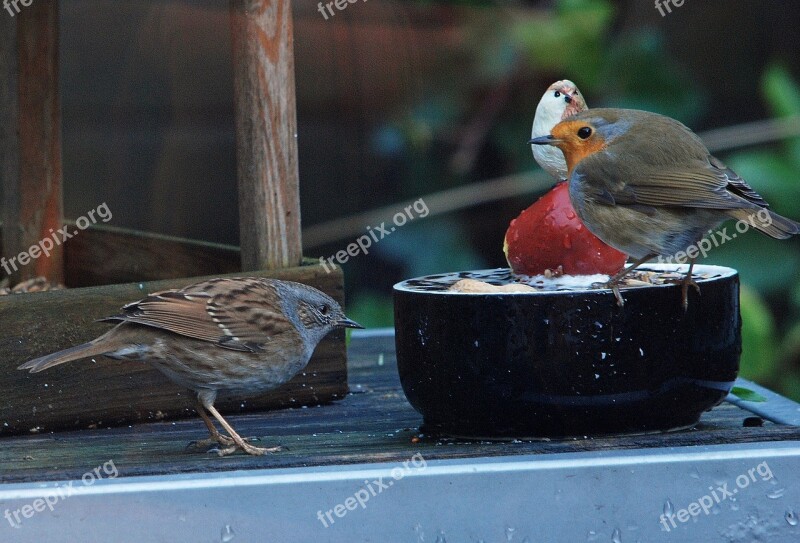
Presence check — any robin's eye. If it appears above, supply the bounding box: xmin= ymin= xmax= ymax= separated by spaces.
xmin=320 ymin=304 xmax=330 ymax=315
xmin=554 ymin=91 xmax=561 ymax=98
xmin=578 ymin=127 xmax=592 ymax=139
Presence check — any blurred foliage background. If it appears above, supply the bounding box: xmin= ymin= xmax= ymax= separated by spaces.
xmin=10 ymin=0 xmax=800 ymax=399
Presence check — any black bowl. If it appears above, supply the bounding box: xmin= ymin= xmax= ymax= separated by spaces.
xmin=393 ymin=265 xmax=741 ymax=437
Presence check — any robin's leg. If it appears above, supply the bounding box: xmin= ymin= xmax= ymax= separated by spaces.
xmin=602 ymin=254 xmax=657 ymax=307
xmin=664 ymin=258 xmax=700 ymax=311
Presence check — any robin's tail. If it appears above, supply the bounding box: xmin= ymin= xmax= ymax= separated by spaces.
xmin=727 ymin=208 xmax=800 ymax=240
xmin=18 ymin=331 xmax=125 ymax=373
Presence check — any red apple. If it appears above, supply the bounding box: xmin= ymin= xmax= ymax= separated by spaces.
xmin=504 ymin=182 xmax=627 ymax=276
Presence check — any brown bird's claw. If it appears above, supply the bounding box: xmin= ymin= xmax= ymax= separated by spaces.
xmin=212 ymin=442 xmax=283 ymax=457
xmin=187 ymin=434 xmax=236 ymax=450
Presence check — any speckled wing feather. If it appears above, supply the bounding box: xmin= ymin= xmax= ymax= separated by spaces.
xmin=99 ymin=278 xmax=294 ymax=352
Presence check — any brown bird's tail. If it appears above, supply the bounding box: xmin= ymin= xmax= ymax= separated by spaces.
xmin=17 ymin=331 xmax=123 ymax=373
xmin=727 ymin=208 xmax=800 ymax=240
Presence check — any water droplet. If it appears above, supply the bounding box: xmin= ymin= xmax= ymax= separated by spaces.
xmin=563 ymin=234 xmax=572 ymax=249
xmin=414 ymin=523 xmax=425 ymax=542
xmin=767 ymin=487 xmax=786 ymax=499
xmin=690 ymin=468 xmax=700 ymax=479
xmin=663 ymin=499 xmax=674 ymax=516
xmin=221 ymin=525 xmax=235 ymax=542
xmin=434 ymin=530 xmax=447 ymax=543
xmin=786 ymin=509 xmax=799 ymax=526
xmin=611 ymin=528 xmax=622 ymax=543
xmin=505 ymin=527 xmax=516 ymax=541
xmin=586 ymin=531 xmax=599 ymax=542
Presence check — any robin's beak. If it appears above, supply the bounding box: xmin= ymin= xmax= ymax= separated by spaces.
xmin=336 ymin=317 xmax=364 ymax=329
xmin=528 ymin=135 xmax=561 ymax=146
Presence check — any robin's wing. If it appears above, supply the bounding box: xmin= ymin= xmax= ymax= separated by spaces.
xmin=99 ymin=278 xmax=294 ymax=352
xmin=575 ymin=152 xmax=768 ymax=211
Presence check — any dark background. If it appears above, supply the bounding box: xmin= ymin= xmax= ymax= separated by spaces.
xmin=36 ymin=0 xmax=800 ymax=397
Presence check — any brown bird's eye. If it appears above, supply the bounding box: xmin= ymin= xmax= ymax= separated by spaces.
xmin=578 ymin=127 xmax=592 ymax=139
xmin=554 ymin=91 xmax=561 ymax=98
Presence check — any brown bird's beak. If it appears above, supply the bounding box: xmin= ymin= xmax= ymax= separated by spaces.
xmin=563 ymin=94 xmax=573 ymax=104
xmin=336 ymin=317 xmax=364 ymax=329
xmin=528 ymin=135 xmax=561 ymax=146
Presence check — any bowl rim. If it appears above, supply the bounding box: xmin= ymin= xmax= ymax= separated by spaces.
xmin=393 ymin=263 xmax=738 ymax=295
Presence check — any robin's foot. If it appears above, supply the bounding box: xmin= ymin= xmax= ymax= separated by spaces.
xmin=664 ymin=268 xmax=700 ymax=311
xmin=594 ymin=280 xmax=626 ymax=307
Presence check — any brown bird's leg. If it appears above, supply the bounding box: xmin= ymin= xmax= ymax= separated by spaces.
xmin=186 ymin=402 xmax=236 ymax=450
xmin=198 ymin=393 xmax=282 ymax=457
xmin=604 ymin=254 xmax=657 ymax=307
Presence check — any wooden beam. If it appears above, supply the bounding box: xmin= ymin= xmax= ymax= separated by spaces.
xmin=230 ymin=0 xmax=303 ymax=271
xmin=0 ymin=3 xmax=64 ymax=285
xmin=0 ymin=8 xmax=20 ymax=280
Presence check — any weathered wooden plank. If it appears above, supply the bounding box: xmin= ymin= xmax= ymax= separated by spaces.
xmin=230 ymin=0 xmax=303 ymax=271
xmin=62 ymin=223 xmax=241 ymax=287
xmin=0 ymin=12 xmax=20 ymax=283
xmin=0 ymin=261 xmax=347 ymax=436
xmin=1 ymin=334 xmax=797 ymax=484
xmin=1 ymin=3 xmax=64 ymax=285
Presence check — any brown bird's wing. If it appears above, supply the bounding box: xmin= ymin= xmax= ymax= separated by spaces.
xmin=100 ymin=278 xmax=293 ymax=352
xmin=575 ymin=152 xmax=768 ymax=211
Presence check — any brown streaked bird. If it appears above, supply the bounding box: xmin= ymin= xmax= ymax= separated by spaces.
xmin=530 ymin=108 xmax=800 ymax=307
xmin=18 ymin=277 xmax=362 ymax=456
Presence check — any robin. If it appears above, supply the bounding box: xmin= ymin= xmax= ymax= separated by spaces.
xmin=531 ymin=80 xmax=588 ymax=180
xmin=529 ymin=108 xmax=800 ymax=308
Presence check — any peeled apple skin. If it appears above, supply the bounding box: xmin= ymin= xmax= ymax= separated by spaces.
xmin=504 ymin=182 xmax=628 ymax=276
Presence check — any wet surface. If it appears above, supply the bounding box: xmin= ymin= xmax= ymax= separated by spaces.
xmin=396 ymin=265 xmax=731 ymax=294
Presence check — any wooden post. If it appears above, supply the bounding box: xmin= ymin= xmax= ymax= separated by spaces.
xmin=0 ymin=3 xmax=64 ymax=285
xmin=230 ymin=0 xmax=303 ymax=271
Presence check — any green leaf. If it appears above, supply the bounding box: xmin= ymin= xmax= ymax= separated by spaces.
xmin=761 ymin=63 xmax=800 ymax=164
xmin=737 ymin=286 xmax=779 ymax=382
xmin=729 ymin=386 xmax=767 ymax=403
xmin=762 ymin=63 xmax=800 ymax=118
